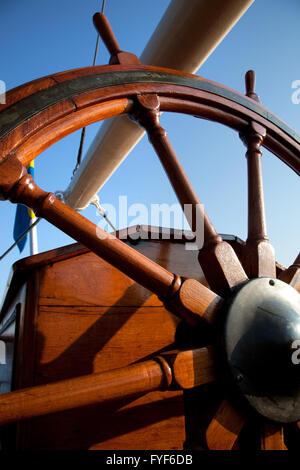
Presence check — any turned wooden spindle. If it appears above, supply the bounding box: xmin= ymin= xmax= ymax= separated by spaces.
xmin=0 ymin=156 xmax=223 ymax=326
xmin=0 ymin=348 xmax=215 ymax=426
xmin=242 ymin=121 xmax=268 ymax=242
xmin=239 ymin=70 xmax=276 ymax=278
xmin=131 ymin=94 xmax=220 ymax=243
xmin=240 ymin=119 xmax=276 ymax=278
xmin=131 ymin=94 xmax=248 ymax=296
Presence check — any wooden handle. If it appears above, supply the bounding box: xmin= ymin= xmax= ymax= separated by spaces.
xmin=245 ymin=70 xmax=256 ymax=96
xmin=0 ymin=348 xmax=215 ymax=425
xmin=245 ymin=70 xmax=260 ymax=103
xmin=93 ymin=12 xmax=121 ymax=56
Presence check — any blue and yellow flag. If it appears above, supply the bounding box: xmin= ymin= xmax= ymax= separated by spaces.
xmin=13 ymin=161 xmax=36 ymax=253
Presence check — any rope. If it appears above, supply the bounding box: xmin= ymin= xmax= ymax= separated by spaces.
xmin=0 ymin=218 xmax=41 ymax=262
xmin=90 ymin=194 xmax=116 ymax=232
xmin=72 ymin=0 xmax=106 ymax=176
xmin=1 ymin=190 xmax=63 ymax=262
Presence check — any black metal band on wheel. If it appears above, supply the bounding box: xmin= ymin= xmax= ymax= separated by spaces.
xmin=1 ymin=66 xmax=299 ymax=174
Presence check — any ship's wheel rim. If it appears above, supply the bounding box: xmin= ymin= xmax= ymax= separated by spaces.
xmin=0 ymin=65 xmax=299 ymax=175
xmin=0 ymin=64 xmax=299 ymax=451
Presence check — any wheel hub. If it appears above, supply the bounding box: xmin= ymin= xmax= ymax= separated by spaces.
xmin=225 ymin=277 xmax=300 ymax=423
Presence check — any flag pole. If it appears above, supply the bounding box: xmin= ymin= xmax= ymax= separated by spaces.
xmin=29 ymin=218 xmax=38 ymax=255
xmin=28 ymin=160 xmax=38 ymax=256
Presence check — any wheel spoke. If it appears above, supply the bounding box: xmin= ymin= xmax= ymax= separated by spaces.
xmin=205 ymin=398 xmax=245 ymax=450
xmin=279 ymin=253 xmax=300 ymax=293
xmin=0 ymin=358 xmax=170 ymax=426
xmin=132 ymin=94 xmax=248 ymax=295
xmin=260 ymin=421 xmax=287 ymax=450
xmin=0 ymin=348 xmax=215 ymax=426
xmin=240 ymin=71 xmax=276 ymax=278
xmin=163 ymin=346 xmax=216 ymax=389
xmin=0 ymin=157 xmax=223 ymax=326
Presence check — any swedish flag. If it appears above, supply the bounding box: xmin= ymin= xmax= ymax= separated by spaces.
xmin=13 ymin=161 xmax=36 ymax=253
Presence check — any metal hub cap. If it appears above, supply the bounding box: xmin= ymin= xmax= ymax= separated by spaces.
xmin=225 ymin=278 xmax=300 ymax=423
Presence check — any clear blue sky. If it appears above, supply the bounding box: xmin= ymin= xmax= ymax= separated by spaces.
xmin=0 ymin=0 xmax=299 ymax=303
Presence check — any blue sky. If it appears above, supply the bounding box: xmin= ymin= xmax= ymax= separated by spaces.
xmin=0 ymin=0 xmax=299 ymax=303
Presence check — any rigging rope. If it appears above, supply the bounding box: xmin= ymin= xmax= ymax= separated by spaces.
xmin=0 ymin=189 xmax=65 ymax=262
xmin=72 ymin=0 xmax=106 ymax=176
xmin=0 ymin=218 xmax=41 ymax=262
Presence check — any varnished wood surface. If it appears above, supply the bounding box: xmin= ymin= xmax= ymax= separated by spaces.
xmin=166 ymin=347 xmax=216 ymax=389
xmin=205 ymin=398 xmax=245 ymax=450
xmin=240 ymin=119 xmax=276 ymax=278
xmin=0 ymin=360 xmax=169 ymax=425
xmin=0 ymin=58 xmax=298 ymax=449
xmin=1 ymin=229 xmax=246 ymax=323
xmin=0 ymin=65 xmax=299 ymax=174
xmin=260 ymin=422 xmax=287 ymax=450
xmin=130 ymin=93 xmax=248 ymax=295
xmin=0 ymin=346 xmax=216 ymax=427
xmin=93 ymin=12 xmax=140 ymax=66
xmin=5 ymin=170 xmax=224 ymax=328
xmin=3 ymin=235 xmax=211 ymax=449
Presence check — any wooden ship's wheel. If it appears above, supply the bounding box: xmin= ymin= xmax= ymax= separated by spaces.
xmin=0 ymin=13 xmax=299 ymax=450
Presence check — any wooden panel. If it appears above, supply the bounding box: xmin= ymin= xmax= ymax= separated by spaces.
xmin=35 ymin=306 xmax=180 ymax=381
xmin=29 ymin=392 xmax=184 ymax=450
xmin=39 ymin=240 xmax=206 ymax=307
xmin=16 ymin=238 xmax=199 ymax=449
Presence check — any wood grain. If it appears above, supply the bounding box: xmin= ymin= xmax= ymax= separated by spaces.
xmin=170 ymin=347 xmax=216 ymax=389
xmin=205 ymin=398 xmax=245 ymax=450
xmin=0 ymin=359 xmax=173 ymax=426
xmin=260 ymin=422 xmax=287 ymax=450
xmin=13 ymin=99 xmax=132 ymax=167
xmin=240 ymin=121 xmax=276 ymax=278
xmin=0 ymin=65 xmax=298 ymax=174
xmin=6 ymin=235 xmax=194 ymax=449
xmin=0 ymin=100 xmax=75 ymax=161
